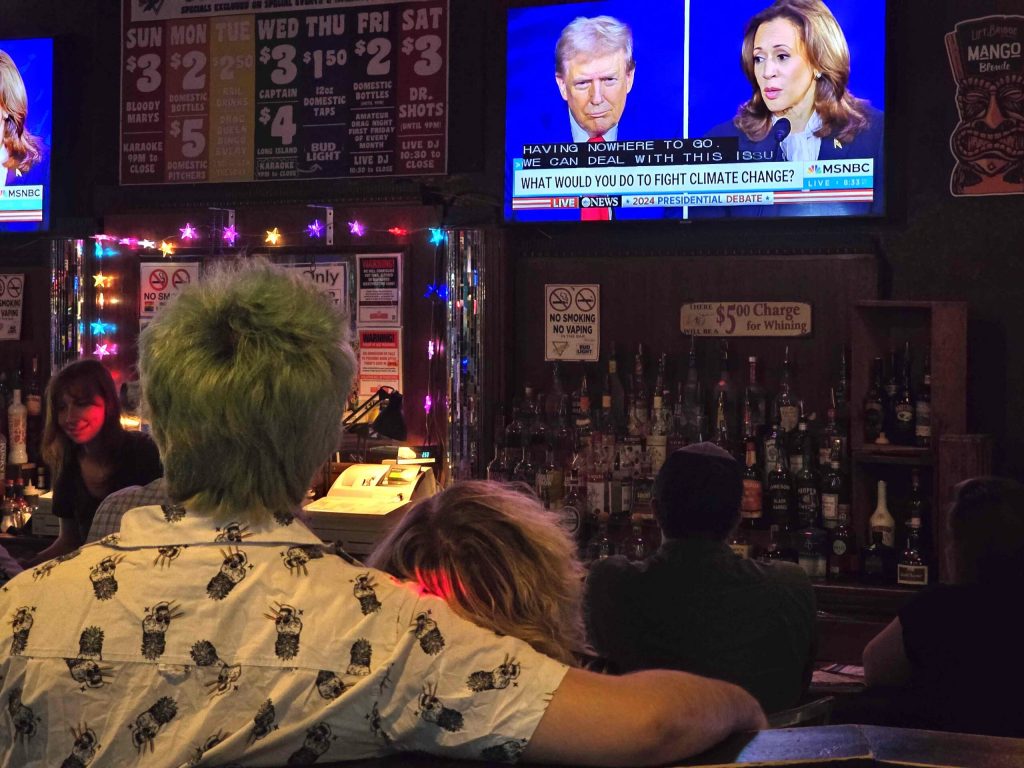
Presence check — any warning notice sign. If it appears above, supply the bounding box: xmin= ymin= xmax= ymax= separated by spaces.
xmin=357 ymin=327 xmax=403 ymax=399
xmin=357 ymin=253 xmax=401 ymax=327
xmin=0 ymin=273 xmax=25 ymax=341
xmin=139 ymin=262 xmax=200 ymax=317
xmin=545 ymin=284 xmax=600 ymax=362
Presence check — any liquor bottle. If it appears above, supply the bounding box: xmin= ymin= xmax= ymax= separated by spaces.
xmin=914 ymin=348 xmax=932 ymax=448
xmin=776 ymin=345 xmax=800 ymax=433
xmin=528 ymin=392 xmax=549 ymax=467
xmin=835 ymin=346 xmax=850 ymax=430
xmin=596 ymin=392 xmax=618 ymax=447
xmin=759 ymin=523 xmax=799 ymax=564
xmin=712 ymin=340 xmax=735 ymax=441
xmin=647 ymin=394 xmax=669 ymax=474
xmin=788 ymin=403 xmax=810 ymax=475
xmin=11 ymin=477 xmax=28 ymax=530
xmin=892 ymin=342 xmax=915 ymax=446
xmin=869 ymin=479 xmax=896 ymax=548
xmin=486 ymin=442 xmax=511 ymax=482
xmin=861 ymin=530 xmax=897 ymax=585
xmin=512 ymin=446 xmax=537 ymax=491
xmin=585 ymin=512 xmax=614 ymax=562
xmin=828 ymin=504 xmax=858 ymax=581
xmin=504 ymin=396 xmax=525 ymax=456
xmin=740 ymin=437 xmax=767 ymax=531
xmin=762 ymin=405 xmax=784 ymax=484
xmin=766 ymin=457 xmax=795 ymax=532
xmin=0 ymin=427 xmax=6 ymax=483
xmin=545 ymin=362 xmax=565 ymax=424
xmin=7 ymin=389 xmax=28 ymax=466
xmin=584 ymin=446 xmax=608 ymax=519
xmin=666 ymin=391 xmax=688 ymax=455
xmin=863 ymin=357 xmax=885 ymax=444
xmin=536 ymin=446 xmax=561 ymax=502
xmin=24 ymin=357 xmax=42 ymax=418
xmin=606 ymin=342 xmax=627 ymax=433
xmin=552 ymin=395 xmax=576 ymax=472
xmin=819 ymin=391 xmax=841 ymax=470
xmin=623 ymin=522 xmax=649 ymax=562
xmin=559 ymin=469 xmax=585 ymax=543
xmin=907 ymin=469 xmax=929 ymax=529
xmin=681 ymin=336 xmax=702 ymax=442
xmin=575 ymin=375 xmax=593 ymax=450
xmin=729 ymin=524 xmax=753 ymax=559
xmin=711 ymin=391 xmax=733 ymax=458
xmin=897 ymin=514 xmax=929 ymax=588
xmin=819 ymin=452 xmax=845 ymax=531
xmin=743 ymin=355 xmax=768 ymax=438
xmin=654 ymin=352 xmax=670 ymax=403
xmin=794 ymin=438 xmax=820 ymax=531
xmin=629 ymin=343 xmax=649 ymax=436
xmin=796 ymin=524 xmax=828 ymax=583
xmin=882 ymin=347 xmax=899 ymax=439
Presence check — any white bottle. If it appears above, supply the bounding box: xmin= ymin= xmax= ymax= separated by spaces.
xmin=8 ymin=389 xmax=28 ymax=466
xmin=869 ymin=479 xmax=895 ymax=548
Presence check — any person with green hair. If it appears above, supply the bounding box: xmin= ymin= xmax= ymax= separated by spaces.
xmin=0 ymin=258 xmax=764 ymax=766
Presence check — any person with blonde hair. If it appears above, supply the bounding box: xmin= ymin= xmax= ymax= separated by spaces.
xmin=0 ymin=258 xmax=765 ymax=766
xmin=369 ymin=480 xmax=587 ymax=665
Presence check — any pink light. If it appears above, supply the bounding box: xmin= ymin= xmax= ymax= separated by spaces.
xmin=222 ymin=225 xmax=239 ymax=246
xmin=119 ymin=237 xmax=136 ymax=246
xmin=180 ymin=222 xmax=198 ymax=241
xmin=424 ymin=395 xmax=433 ymax=414
xmin=92 ymin=234 xmax=112 ymax=242
xmin=427 ymin=340 xmax=435 ymax=360
xmin=94 ymin=343 xmax=118 ymax=359
xmin=348 ymin=220 xmax=365 ymax=236
xmin=307 ymin=219 xmax=325 ymax=238
xmin=388 ymin=227 xmax=408 ymax=236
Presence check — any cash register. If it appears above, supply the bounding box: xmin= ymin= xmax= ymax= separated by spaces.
xmin=303 ymin=461 xmax=437 ymax=556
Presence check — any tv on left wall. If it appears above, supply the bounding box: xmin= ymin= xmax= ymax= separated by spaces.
xmin=0 ymin=37 xmax=52 ymax=233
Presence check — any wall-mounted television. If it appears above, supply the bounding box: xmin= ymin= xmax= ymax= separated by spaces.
xmin=505 ymin=0 xmax=885 ymax=223
xmin=0 ymin=37 xmax=52 ymax=233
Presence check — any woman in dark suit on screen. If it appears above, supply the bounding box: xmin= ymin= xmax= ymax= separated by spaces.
xmin=0 ymin=48 xmax=45 ymax=188
xmin=704 ymin=0 xmax=884 ymax=217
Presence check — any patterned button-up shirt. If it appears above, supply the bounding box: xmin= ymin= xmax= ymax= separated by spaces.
xmin=1 ymin=505 xmax=568 ymax=766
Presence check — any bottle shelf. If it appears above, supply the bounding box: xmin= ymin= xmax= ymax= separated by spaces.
xmin=853 ymin=447 xmax=934 ymax=466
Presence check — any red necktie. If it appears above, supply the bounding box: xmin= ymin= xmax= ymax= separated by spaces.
xmin=581 ymin=135 xmax=611 ymax=221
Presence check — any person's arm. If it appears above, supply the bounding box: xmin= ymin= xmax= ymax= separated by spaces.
xmin=862 ymin=617 xmax=912 ymax=688
xmin=20 ymin=517 xmax=83 ymax=567
xmin=522 ymin=666 xmax=767 ymax=767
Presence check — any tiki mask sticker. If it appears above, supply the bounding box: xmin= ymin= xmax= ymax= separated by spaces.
xmin=946 ymin=16 xmax=1024 ymax=195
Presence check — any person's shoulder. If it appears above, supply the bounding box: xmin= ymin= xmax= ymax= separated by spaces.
xmin=705 ymin=118 xmax=743 ymax=138
xmin=743 ymin=557 xmax=814 ymax=593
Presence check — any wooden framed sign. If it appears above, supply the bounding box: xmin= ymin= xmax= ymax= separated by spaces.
xmin=681 ymin=301 xmax=812 ymax=337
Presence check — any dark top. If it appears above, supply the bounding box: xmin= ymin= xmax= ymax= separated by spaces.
xmin=585 ymin=538 xmax=816 ymax=713
xmin=52 ymin=430 xmax=163 ymax=540
xmin=895 ymin=582 xmax=1024 ymax=737
xmin=698 ymin=104 xmax=885 ymax=218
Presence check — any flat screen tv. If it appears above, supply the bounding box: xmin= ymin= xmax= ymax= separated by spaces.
xmin=0 ymin=37 xmax=52 ymax=233
xmin=505 ymin=0 xmax=885 ymax=223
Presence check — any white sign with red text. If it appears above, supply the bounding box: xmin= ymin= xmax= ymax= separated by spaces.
xmin=139 ymin=262 xmax=200 ymax=317
xmin=357 ymin=327 xmax=403 ymax=399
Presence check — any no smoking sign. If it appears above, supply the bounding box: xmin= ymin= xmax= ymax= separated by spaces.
xmin=545 ymin=283 xmax=600 ymax=362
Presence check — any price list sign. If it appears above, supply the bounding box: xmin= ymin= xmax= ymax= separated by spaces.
xmin=120 ymin=0 xmax=448 ymax=185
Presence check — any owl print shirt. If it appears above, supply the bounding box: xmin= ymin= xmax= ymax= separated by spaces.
xmin=0 ymin=505 xmax=569 ymax=767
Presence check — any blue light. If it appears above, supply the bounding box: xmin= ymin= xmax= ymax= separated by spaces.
xmin=428 ymin=228 xmax=446 ymax=246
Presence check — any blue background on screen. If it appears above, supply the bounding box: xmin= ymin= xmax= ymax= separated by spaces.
xmin=0 ymin=37 xmax=53 ymax=233
xmin=687 ymin=0 xmax=885 ymax=138
xmin=505 ymin=0 xmax=687 ymax=222
xmin=504 ymin=0 xmax=886 ymax=222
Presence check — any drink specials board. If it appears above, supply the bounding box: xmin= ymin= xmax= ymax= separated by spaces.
xmin=121 ymin=0 xmax=448 ymax=185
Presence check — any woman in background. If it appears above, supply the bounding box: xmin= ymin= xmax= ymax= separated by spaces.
xmin=0 ymin=48 xmax=45 ymax=187
xmin=24 ymin=359 xmax=162 ymax=566
xmin=369 ymin=480 xmax=588 ymax=665
xmin=862 ymin=476 xmax=1024 ymax=737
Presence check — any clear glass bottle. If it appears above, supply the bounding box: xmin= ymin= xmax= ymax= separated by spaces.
xmin=863 ymin=357 xmax=885 ymax=444
xmin=7 ymin=389 xmax=28 ymax=466
xmin=869 ymin=479 xmax=896 ymax=548
xmin=776 ymin=346 xmax=799 ymax=433
xmin=914 ymin=348 xmax=932 ymax=448
xmin=744 ymin=355 xmax=768 ymax=439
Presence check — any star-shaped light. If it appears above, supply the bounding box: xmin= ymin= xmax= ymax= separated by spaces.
xmin=119 ymin=237 xmax=136 ymax=246
xmin=180 ymin=223 xmax=198 ymax=241
xmin=307 ymin=219 xmax=324 ymax=238
xmin=222 ymin=225 xmax=239 ymax=246
xmin=348 ymin=220 xmax=365 ymax=237
xmin=160 ymin=241 xmax=175 ymax=256
xmin=429 ymin=228 xmax=446 ymax=246
xmin=93 ymin=241 xmax=104 ymax=257
xmin=265 ymin=227 xmax=281 ymax=245
xmin=94 ymin=343 xmax=118 ymax=359
xmin=139 ymin=239 xmax=156 ymax=249
xmin=90 ymin=321 xmax=116 ymax=335
xmin=388 ymin=227 xmax=408 ymax=236
xmin=92 ymin=234 xmax=113 ymax=242
xmin=93 ymin=274 xmax=112 ymax=288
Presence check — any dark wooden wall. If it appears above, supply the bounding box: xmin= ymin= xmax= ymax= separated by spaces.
xmin=0 ymin=0 xmax=1022 ymax=475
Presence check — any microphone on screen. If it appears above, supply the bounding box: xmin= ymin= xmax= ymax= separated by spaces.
xmin=773 ymin=118 xmax=792 ymax=161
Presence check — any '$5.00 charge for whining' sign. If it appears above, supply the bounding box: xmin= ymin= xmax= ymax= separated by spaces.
xmin=680 ymin=301 xmax=812 ymax=337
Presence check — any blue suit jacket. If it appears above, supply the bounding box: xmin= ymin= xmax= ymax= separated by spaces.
xmin=697 ymin=105 xmax=885 ymax=218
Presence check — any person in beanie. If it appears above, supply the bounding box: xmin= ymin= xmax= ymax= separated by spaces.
xmin=585 ymin=442 xmax=816 ymax=712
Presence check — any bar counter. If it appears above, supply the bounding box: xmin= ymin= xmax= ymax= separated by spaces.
xmin=299 ymin=724 xmax=1024 ymax=768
